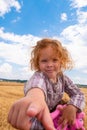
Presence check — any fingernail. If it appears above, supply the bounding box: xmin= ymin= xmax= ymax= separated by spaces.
xmin=28 ymin=106 xmax=36 ymax=112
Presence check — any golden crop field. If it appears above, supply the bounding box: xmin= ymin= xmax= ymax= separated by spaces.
xmin=0 ymin=81 xmax=87 ymax=130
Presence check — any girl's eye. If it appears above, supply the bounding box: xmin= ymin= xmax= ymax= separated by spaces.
xmin=41 ymin=59 xmax=47 ymax=62
xmin=53 ymin=59 xmax=58 ymax=62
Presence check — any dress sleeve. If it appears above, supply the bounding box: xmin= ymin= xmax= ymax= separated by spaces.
xmin=64 ymin=75 xmax=85 ymax=111
xmin=24 ymin=72 xmax=47 ymax=100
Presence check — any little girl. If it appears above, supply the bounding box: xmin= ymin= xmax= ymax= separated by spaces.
xmin=8 ymin=38 xmax=85 ymax=130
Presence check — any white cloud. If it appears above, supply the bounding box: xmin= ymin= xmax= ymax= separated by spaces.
xmin=0 ymin=41 xmax=29 ymax=65
xmin=11 ymin=16 xmax=21 ymax=23
xmin=0 ymin=62 xmax=33 ymax=80
xmin=82 ymin=69 xmax=87 ymax=74
xmin=61 ymin=13 xmax=67 ymax=21
xmin=60 ymin=2 xmax=87 ymax=71
xmin=61 ymin=24 xmax=87 ymax=44
xmin=72 ymin=75 xmax=87 ymax=85
xmin=70 ymin=0 xmax=87 ymax=25
xmin=0 ymin=27 xmax=40 ymax=79
xmin=19 ymin=67 xmax=34 ymax=80
xmin=58 ymin=1 xmax=87 ymax=84
xmin=67 ymin=44 xmax=87 ymax=69
xmin=0 ymin=63 xmax=13 ymax=79
xmin=60 ymin=23 xmax=87 ymax=69
xmin=0 ymin=0 xmax=21 ymax=17
xmin=43 ymin=29 xmax=48 ymax=33
xmin=77 ymin=10 xmax=87 ymax=24
xmin=70 ymin=0 xmax=87 ymax=8
xmin=0 ymin=27 xmax=40 ymax=45
xmin=0 ymin=63 xmax=12 ymax=73
xmin=0 ymin=41 xmax=39 ymax=67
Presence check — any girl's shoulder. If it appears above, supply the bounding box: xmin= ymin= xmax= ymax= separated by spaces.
xmin=60 ymin=74 xmax=75 ymax=86
xmin=29 ymin=71 xmax=46 ymax=82
xmin=60 ymin=73 xmax=72 ymax=81
xmin=58 ymin=73 xmax=73 ymax=85
xmin=33 ymin=71 xmax=45 ymax=78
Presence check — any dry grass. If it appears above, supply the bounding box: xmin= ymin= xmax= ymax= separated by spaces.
xmin=0 ymin=81 xmax=87 ymax=130
xmin=0 ymin=81 xmax=24 ymax=130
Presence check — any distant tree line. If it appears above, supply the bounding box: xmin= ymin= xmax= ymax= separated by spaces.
xmin=0 ymin=78 xmax=27 ymax=83
xmin=76 ymin=84 xmax=87 ymax=88
xmin=0 ymin=79 xmax=87 ymax=87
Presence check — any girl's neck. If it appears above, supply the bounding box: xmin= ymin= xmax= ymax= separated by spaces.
xmin=49 ymin=78 xmax=57 ymax=84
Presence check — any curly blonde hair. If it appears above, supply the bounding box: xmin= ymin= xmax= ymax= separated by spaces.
xmin=30 ymin=38 xmax=74 ymax=72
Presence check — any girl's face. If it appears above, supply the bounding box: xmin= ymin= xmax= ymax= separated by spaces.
xmin=39 ymin=46 xmax=61 ymax=83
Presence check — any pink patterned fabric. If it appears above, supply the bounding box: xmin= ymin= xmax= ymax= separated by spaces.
xmin=51 ymin=104 xmax=85 ymax=130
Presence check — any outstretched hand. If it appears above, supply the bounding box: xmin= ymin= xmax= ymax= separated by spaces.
xmin=8 ymin=88 xmax=55 ymax=130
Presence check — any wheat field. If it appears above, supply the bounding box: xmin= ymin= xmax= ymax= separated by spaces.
xmin=0 ymin=81 xmax=87 ymax=130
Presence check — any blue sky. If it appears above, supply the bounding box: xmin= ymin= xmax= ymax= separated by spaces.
xmin=0 ymin=0 xmax=87 ymax=84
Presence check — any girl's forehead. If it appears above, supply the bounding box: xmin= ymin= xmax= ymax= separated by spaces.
xmin=39 ymin=46 xmax=57 ymax=52
xmin=39 ymin=46 xmax=58 ymax=57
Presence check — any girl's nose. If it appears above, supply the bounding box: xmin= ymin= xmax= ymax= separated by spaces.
xmin=47 ymin=61 xmax=53 ymax=67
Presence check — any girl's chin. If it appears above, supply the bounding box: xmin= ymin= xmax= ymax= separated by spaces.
xmin=46 ymin=74 xmax=56 ymax=80
xmin=43 ymin=72 xmax=57 ymax=78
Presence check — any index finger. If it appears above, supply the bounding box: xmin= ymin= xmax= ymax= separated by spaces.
xmin=41 ymin=106 xmax=56 ymax=130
